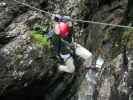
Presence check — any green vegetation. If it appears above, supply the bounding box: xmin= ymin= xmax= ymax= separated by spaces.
xmin=31 ymin=30 xmax=50 ymax=47
xmin=30 ymin=23 xmax=51 ymax=47
xmin=110 ymin=28 xmax=133 ymax=58
xmin=122 ymin=28 xmax=133 ymax=48
xmin=33 ymin=24 xmax=49 ymax=33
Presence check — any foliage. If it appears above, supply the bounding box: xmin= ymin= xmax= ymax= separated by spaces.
xmin=122 ymin=29 xmax=133 ymax=48
xmin=33 ymin=23 xmax=49 ymax=33
xmin=30 ymin=23 xmax=51 ymax=47
xmin=31 ymin=30 xmax=50 ymax=47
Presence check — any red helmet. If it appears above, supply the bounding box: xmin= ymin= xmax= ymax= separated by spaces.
xmin=55 ymin=22 xmax=70 ymax=38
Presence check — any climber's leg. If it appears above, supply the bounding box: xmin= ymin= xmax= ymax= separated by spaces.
xmin=74 ymin=43 xmax=93 ymax=68
xmin=58 ymin=54 xmax=75 ymax=73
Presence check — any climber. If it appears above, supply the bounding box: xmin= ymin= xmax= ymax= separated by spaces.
xmin=48 ymin=14 xmax=93 ymax=73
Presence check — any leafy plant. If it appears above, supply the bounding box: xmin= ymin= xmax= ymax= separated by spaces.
xmin=31 ymin=31 xmax=50 ymax=47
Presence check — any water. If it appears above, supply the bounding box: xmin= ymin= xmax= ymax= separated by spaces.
xmin=77 ymin=69 xmax=97 ymax=100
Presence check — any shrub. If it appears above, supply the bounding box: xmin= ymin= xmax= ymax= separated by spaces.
xmin=31 ymin=31 xmax=50 ymax=47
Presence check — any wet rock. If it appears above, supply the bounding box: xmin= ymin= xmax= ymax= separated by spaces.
xmin=97 ymin=49 xmax=133 ymax=100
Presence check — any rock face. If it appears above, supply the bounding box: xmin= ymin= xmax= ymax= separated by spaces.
xmin=97 ymin=49 xmax=133 ymax=100
xmin=0 ymin=0 xmax=133 ymax=100
xmin=0 ymin=0 xmax=84 ymax=100
xmin=71 ymin=0 xmax=133 ymax=100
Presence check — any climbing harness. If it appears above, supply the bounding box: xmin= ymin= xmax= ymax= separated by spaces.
xmin=51 ymin=15 xmax=77 ymax=63
xmin=60 ymin=53 xmax=72 ymax=63
xmin=13 ymin=0 xmax=133 ymax=29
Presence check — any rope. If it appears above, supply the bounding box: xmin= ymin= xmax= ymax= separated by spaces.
xmin=13 ymin=0 xmax=133 ymax=29
xmin=75 ymin=19 xmax=133 ymax=29
xmin=13 ymin=0 xmax=52 ymax=16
